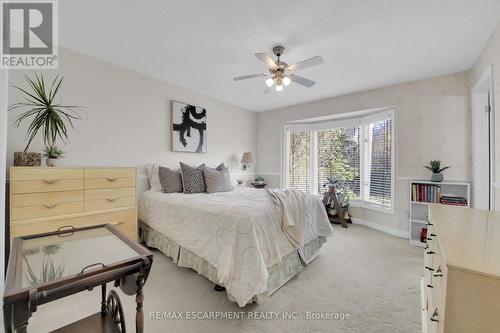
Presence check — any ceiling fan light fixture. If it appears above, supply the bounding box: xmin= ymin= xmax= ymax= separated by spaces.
xmin=275 ymin=84 xmax=284 ymax=92
xmin=265 ymin=77 xmax=274 ymax=87
xmin=283 ymin=76 xmax=291 ymax=86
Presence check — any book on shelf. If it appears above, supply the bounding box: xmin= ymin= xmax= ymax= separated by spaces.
xmin=411 ymin=183 xmax=440 ymax=203
xmin=440 ymin=195 xmax=467 ymax=206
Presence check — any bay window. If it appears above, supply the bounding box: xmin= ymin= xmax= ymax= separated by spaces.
xmin=284 ymin=109 xmax=394 ymax=212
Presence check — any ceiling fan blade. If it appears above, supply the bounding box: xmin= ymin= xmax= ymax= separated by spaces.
xmin=288 ymin=56 xmax=324 ymax=72
xmin=264 ymin=85 xmax=273 ymax=94
xmin=233 ymin=73 xmax=266 ymax=81
xmin=291 ymin=74 xmax=316 ymax=88
xmin=255 ymin=53 xmax=278 ymax=69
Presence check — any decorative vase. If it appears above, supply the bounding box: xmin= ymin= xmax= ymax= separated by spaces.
xmin=46 ymin=158 xmax=57 ymax=167
xmin=13 ymin=152 xmax=41 ymax=167
xmin=431 ymin=172 xmax=443 ymax=182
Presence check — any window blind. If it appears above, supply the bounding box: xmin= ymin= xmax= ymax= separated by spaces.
xmin=287 ymin=130 xmax=311 ymax=193
xmin=317 ymin=127 xmax=360 ymax=198
xmin=367 ymin=118 xmax=392 ymax=206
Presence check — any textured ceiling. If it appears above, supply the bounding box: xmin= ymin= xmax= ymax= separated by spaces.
xmin=59 ymin=0 xmax=500 ymax=112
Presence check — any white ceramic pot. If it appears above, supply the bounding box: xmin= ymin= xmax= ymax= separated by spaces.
xmin=46 ymin=158 xmax=57 ymax=167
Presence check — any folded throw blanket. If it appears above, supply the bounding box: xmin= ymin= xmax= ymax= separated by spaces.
xmin=266 ymin=188 xmax=309 ymax=248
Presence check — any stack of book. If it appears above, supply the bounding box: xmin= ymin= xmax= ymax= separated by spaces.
xmin=440 ymin=196 xmax=467 ymax=206
xmin=412 ymin=183 xmax=440 ymax=203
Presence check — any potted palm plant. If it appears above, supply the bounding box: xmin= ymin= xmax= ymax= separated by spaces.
xmin=9 ymin=73 xmax=81 ymax=166
xmin=425 ymin=160 xmax=450 ymax=182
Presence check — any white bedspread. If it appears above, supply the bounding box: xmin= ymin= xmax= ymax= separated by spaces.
xmin=138 ymin=187 xmax=332 ymax=306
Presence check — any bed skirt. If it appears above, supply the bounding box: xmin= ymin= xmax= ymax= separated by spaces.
xmin=139 ymin=221 xmax=327 ymax=305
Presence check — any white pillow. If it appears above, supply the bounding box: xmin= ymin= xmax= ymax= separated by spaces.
xmin=146 ymin=164 xmax=162 ymax=191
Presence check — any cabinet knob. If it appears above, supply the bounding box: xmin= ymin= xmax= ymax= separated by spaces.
xmin=43 ymin=179 xmax=58 ymax=184
xmin=430 ymin=308 xmax=439 ymax=322
xmin=433 ymin=266 xmax=443 ymax=277
xmin=106 ymin=198 xmax=117 ymax=202
xmin=106 ymin=177 xmax=117 ymax=182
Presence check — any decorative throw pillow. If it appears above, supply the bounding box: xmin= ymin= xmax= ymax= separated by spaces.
xmin=159 ymin=166 xmax=183 ymax=193
xmin=203 ymin=165 xmax=234 ymax=193
xmin=180 ymin=162 xmax=206 ymax=193
xmin=146 ymin=164 xmax=162 ymax=191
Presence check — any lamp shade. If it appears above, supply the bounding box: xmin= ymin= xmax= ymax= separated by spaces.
xmin=240 ymin=152 xmax=255 ymax=164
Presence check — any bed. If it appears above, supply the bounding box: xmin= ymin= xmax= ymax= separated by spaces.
xmin=138 ymin=187 xmax=333 ymax=307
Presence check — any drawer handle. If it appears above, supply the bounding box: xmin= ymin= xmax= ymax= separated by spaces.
xmin=110 ymin=221 xmax=125 ymax=226
xmin=57 ymin=225 xmax=76 ymax=237
xmin=106 ymin=177 xmax=118 ymax=182
xmin=427 ymin=237 xmax=433 ymax=241
xmin=430 ymin=308 xmax=439 ymax=322
xmin=44 ymin=203 xmax=58 ymax=209
xmin=430 ymin=233 xmax=437 ymax=237
xmin=426 ymin=251 xmax=435 ymax=255
xmin=427 ymin=284 xmax=433 ymax=288
xmin=433 ymin=266 xmax=443 ymax=277
xmin=425 ymin=266 xmax=434 ymax=271
xmin=43 ymin=179 xmax=59 ymax=184
xmin=106 ymin=198 xmax=117 ymax=202
xmin=427 ymin=221 xmax=433 ymax=226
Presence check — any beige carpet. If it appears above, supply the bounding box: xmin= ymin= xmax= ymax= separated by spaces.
xmin=28 ymin=224 xmax=423 ymax=333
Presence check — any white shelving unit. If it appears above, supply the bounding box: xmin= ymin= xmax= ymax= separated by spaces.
xmin=409 ymin=180 xmax=470 ymax=246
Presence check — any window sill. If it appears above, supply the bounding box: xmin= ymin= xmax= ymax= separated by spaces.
xmin=350 ymin=200 xmax=394 ymax=215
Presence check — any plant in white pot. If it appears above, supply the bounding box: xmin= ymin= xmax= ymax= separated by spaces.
xmin=43 ymin=146 xmax=64 ymax=167
xmin=9 ymin=73 xmax=81 ymax=167
xmin=425 ymin=160 xmax=450 ymax=182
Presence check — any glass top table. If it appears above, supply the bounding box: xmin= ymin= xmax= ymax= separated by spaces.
xmin=4 ymin=224 xmax=153 ymax=333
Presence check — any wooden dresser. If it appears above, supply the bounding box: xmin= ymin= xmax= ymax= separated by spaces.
xmin=422 ymin=205 xmax=500 ymax=333
xmin=9 ymin=167 xmax=137 ymax=240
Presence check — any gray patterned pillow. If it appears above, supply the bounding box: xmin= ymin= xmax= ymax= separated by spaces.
xmin=180 ymin=162 xmax=206 ymax=193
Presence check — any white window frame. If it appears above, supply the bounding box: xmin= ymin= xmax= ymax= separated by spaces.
xmin=282 ymin=108 xmax=395 ymax=214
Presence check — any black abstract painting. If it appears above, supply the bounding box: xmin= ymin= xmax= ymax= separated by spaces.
xmin=171 ymin=101 xmax=207 ymax=153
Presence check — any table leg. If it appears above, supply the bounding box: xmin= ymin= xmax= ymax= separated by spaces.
xmin=135 ymin=273 xmax=145 ymax=333
xmin=11 ymin=299 xmax=30 ymax=333
xmin=101 ymin=283 xmax=107 ymax=314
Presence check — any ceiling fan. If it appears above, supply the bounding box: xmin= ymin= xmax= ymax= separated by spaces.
xmin=233 ymin=45 xmax=324 ymax=93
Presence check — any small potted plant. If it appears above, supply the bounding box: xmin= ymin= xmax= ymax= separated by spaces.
xmin=254 ymin=176 xmax=265 ymax=185
xmin=9 ymin=73 xmax=82 ymax=166
xmin=43 ymin=146 xmax=64 ymax=167
xmin=425 ymin=160 xmax=450 ymax=182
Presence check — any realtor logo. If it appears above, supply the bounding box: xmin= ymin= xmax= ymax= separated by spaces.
xmin=1 ymin=0 xmax=58 ymax=68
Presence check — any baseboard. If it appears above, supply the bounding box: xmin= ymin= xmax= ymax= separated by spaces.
xmin=351 ymin=217 xmax=408 ymax=239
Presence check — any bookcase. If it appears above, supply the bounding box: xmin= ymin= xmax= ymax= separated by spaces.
xmin=408 ymin=180 xmax=470 ymax=246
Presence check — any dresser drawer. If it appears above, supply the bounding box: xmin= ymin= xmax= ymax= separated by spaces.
xmin=85 ymin=196 xmax=136 ymax=211
xmin=12 ymin=190 xmax=84 ymax=208
xmin=85 ymin=177 xmax=136 ymax=190
xmin=10 ymin=208 xmax=137 ymax=240
xmin=11 ymin=168 xmax=84 ymax=181
xmin=85 ymin=168 xmax=136 ymax=179
xmin=11 ymin=179 xmax=84 ymax=194
xmin=85 ymin=187 xmax=136 ymax=201
xmin=11 ymin=200 xmax=84 ymax=221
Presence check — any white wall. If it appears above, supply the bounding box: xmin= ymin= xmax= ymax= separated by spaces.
xmin=257 ymin=73 xmax=471 ymax=234
xmin=7 ymin=47 xmax=258 ymax=186
xmin=469 ymin=21 xmax=500 ymax=209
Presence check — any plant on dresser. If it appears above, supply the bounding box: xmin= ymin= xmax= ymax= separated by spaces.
xmin=9 ymin=167 xmax=138 ymax=241
xmin=9 ymin=74 xmax=82 ymax=167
